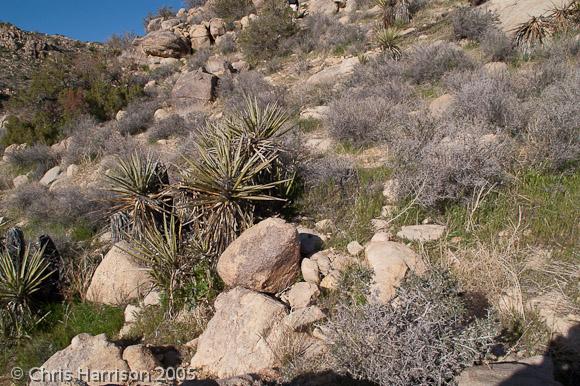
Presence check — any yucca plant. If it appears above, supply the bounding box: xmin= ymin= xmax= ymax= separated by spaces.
xmin=129 ymin=214 xmax=215 ymax=316
xmin=513 ymin=16 xmax=551 ymax=50
xmin=376 ymin=27 xmax=403 ymax=60
xmin=547 ymin=1 xmax=580 ymax=31
xmin=106 ymin=152 xmax=171 ymax=238
xmin=0 ymin=246 xmax=53 ymax=338
xmin=178 ymin=134 xmax=292 ymax=256
xmin=376 ymin=0 xmax=397 ymax=27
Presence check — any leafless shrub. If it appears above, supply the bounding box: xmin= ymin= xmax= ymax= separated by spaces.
xmin=148 ymin=115 xmax=187 ymax=141
xmin=325 ymin=269 xmax=497 ymax=386
xmin=63 ymin=122 xmax=138 ymax=165
xmin=446 ymin=70 xmax=525 ymax=130
xmin=186 ymin=48 xmax=211 ymax=71
xmin=512 ymin=58 xmax=572 ymax=98
xmin=526 ymin=73 xmax=580 ymax=170
xmin=147 ymin=63 xmax=181 ymax=81
xmin=405 ymin=42 xmax=475 ymax=83
xmin=480 ymin=27 xmax=516 ymax=61
xmin=115 ymin=99 xmax=159 ymax=135
xmin=294 ymin=14 xmax=367 ymax=55
xmin=5 ymin=144 xmax=59 ymax=179
xmin=219 ymin=71 xmax=288 ymax=112
xmin=391 ymin=117 xmax=513 ymax=207
xmin=452 ymin=7 xmax=498 ymax=41
xmin=300 ymin=155 xmax=356 ymax=188
xmin=4 ymin=182 xmax=109 ymax=227
xmin=216 ymin=34 xmax=237 ymax=55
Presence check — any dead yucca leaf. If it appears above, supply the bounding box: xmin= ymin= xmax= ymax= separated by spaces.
xmin=513 ymin=16 xmax=552 ymax=49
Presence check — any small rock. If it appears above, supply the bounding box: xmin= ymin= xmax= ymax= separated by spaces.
xmin=124 ymin=304 xmax=142 ymax=324
xmin=66 ymin=164 xmax=79 ymax=177
xmin=39 ymin=166 xmax=61 ymax=186
xmin=143 ymin=290 xmax=161 ymax=307
xmin=319 ymin=270 xmax=340 ymax=290
xmin=310 ymin=251 xmax=331 ymax=276
xmin=371 ymin=231 xmax=391 ymax=242
xmin=231 ymin=60 xmax=250 ymax=73
xmin=12 ymin=174 xmax=29 ymax=188
xmin=371 ymin=218 xmax=389 ymax=232
xmin=382 ymin=179 xmax=399 ymax=203
xmin=330 ymin=254 xmax=354 ymax=273
xmin=285 ymin=281 xmax=320 ymax=309
xmin=115 ymin=110 xmax=127 ymax=121
xmin=347 ymin=241 xmax=364 ymax=256
xmin=123 ymin=344 xmax=160 ymax=372
xmin=429 ymin=94 xmax=455 ymax=118
xmin=396 ymin=224 xmax=446 ymax=242
xmin=315 ymin=219 xmax=334 ymax=233
xmin=284 ymin=306 xmax=325 ymax=331
xmin=301 ymin=258 xmax=320 ymax=284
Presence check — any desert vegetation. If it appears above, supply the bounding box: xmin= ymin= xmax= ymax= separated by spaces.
xmin=0 ymin=0 xmax=578 ymax=385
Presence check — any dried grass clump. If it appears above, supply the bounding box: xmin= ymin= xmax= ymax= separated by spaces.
xmin=325 ymin=269 xmax=497 ymax=386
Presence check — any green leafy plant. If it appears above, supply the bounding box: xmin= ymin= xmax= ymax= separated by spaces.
xmin=106 ymin=152 xmax=171 ymax=237
xmin=0 ymin=246 xmax=53 ymax=338
xmin=375 ymin=27 xmax=402 ymax=60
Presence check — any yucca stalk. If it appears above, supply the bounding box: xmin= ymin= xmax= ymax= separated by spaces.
xmin=513 ymin=16 xmax=551 ymax=50
xmin=106 ymin=152 xmax=171 ymax=237
xmin=0 ymin=246 xmax=53 ymax=338
xmin=376 ymin=0 xmax=397 ymax=27
xmin=376 ymin=27 xmax=403 ymax=60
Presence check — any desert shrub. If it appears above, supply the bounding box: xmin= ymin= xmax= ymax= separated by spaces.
xmin=238 ymin=0 xmax=297 ymax=64
xmin=185 ymin=0 xmax=207 ymax=8
xmin=147 ymin=62 xmax=181 ymax=81
xmin=452 ymin=7 xmax=498 ymax=41
xmin=178 ymin=98 xmax=296 ymax=256
xmin=512 ymin=58 xmax=572 ymax=98
xmin=405 ymin=42 xmax=475 ymax=83
xmin=219 ymin=71 xmax=288 ymax=112
xmin=210 ymin=0 xmax=255 ymax=22
xmin=526 ymin=75 xmax=580 ymax=170
xmin=300 ymin=155 xmax=356 ymax=189
xmin=375 ymin=28 xmax=402 ymax=59
xmin=186 ymin=48 xmax=211 ymax=71
xmin=391 ymin=117 xmax=513 ymax=207
xmin=294 ymin=14 xmax=367 ymax=55
xmin=325 ymin=269 xmax=497 ymax=386
xmin=148 ymin=115 xmax=188 ymax=141
xmin=480 ymin=27 xmax=516 ymax=61
xmin=328 ymin=95 xmax=413 ymax=146
xmin=115 ymin=99 xmax=159 ymax=135
xmin=216 ymin=33 xmax=237 ymax=55
xmin=446 ymin=70 xmax=525 ymax=130
xmin=106 ymin=32 xmax=138 ymax=53
xmin=4 ymin=183 xmax=109 ymax=228
xmin=63 ymin=121 xmax=138 ymax=165
xmin=4 ymin=144 xmax=59 ymax=179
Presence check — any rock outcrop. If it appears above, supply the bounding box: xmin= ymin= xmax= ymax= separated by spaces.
xmin=190 ymin=287 xmax=289 ymax=378
xmin=171 ymin=69 xmax=219 ymax=108
xmin=136 ymin=30 xmax=191 ymax=58
xmin=217 ymin=218 xmax=301 ymax=294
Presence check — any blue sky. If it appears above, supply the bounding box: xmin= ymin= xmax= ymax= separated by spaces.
xmin=1 ymin=0 xmax=186 ymax=42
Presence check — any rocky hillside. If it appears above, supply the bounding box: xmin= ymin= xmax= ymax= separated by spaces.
xmin=0 ymin=0 xmax=578 ymax=385
xmin=0 ymin=22 xmax=97 ymax=105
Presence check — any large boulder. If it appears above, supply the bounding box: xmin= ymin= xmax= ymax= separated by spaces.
xmin=29 ymin=333 xmax=129 ymax=386
xmin=306 ymin=56 xmax=359 ymax=86
xmin=86 ymin=241 xmax=152 ymax=305
xmin=481 ymin=0 xmax=569 ymax=32
xmin=190 ymin=287 xmax=289 ymax=378
xmin=364 ymin=241 xmax=425 ymax=304
xmin=136 ymin=30 xmax=191 ymax=58
xmin=217 ymin=218 xmax=301 ymax=294
xmin=171 ymin=69 xmax=219 ymax=108
xmin=456 ymin=356 xmax=562 ymax=386
xmin=190 ymin=24 xmax=212 ymax=50
xmin=39 ymin=166 xmax=61 ymax=186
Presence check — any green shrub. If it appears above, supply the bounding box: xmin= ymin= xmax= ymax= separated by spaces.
xmin=238 ymin=0 xmax=297 ymax=64
xmin=210 ymin=0 xmax=255 ymax=23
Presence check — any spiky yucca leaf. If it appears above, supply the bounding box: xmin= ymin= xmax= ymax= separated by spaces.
xmin=376 ymin=27 xmax=403 ymax=60
xmin=0 ymin=246 xmax=53 ymax=338
xmin=106 ymin=152 xmax=170 ymax=237
xmin=225 ymin=97 xmax=292 ymax=143
xmin=513 ymin=16 xmax=551 ymax=49
xmin=179 ymin=135 xmax=291 ymax=255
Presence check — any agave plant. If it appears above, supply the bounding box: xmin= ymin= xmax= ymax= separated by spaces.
xmin=513 ymin=16 xmax=552 ymax=50
xmin=0 ymin=246 xmax=53 ymax=338
xmin=376 ymin=27 xmax=403 ymax=60
xmin=106 ymin=152 xmax=171 ymax=238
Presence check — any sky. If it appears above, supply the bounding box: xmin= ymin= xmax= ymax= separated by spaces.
xmin=1 ymin=0 xmax=187 ymax=42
